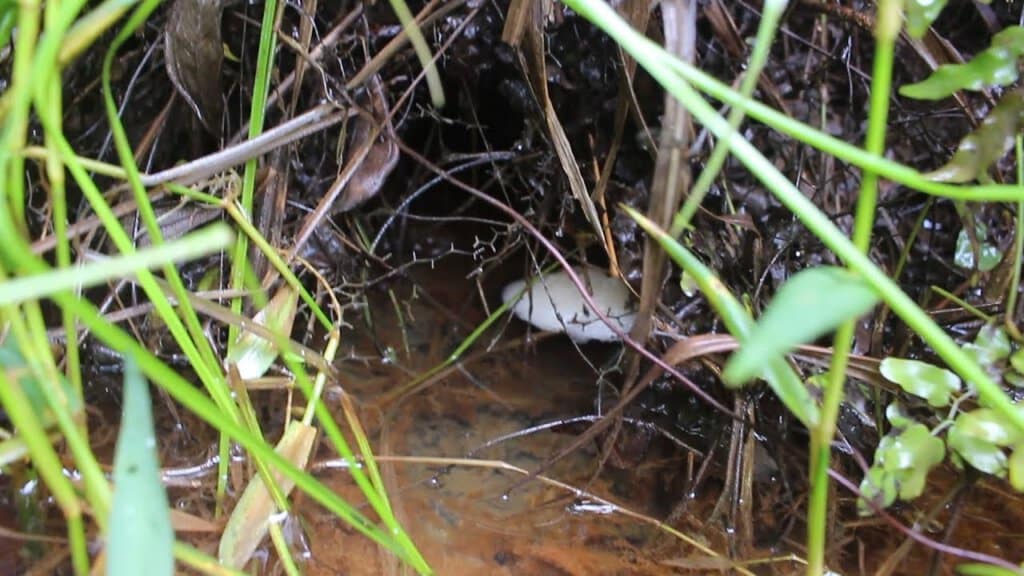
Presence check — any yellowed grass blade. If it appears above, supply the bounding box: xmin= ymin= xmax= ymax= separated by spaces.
xmin=217 ymin=421 xmax=318 ymax=568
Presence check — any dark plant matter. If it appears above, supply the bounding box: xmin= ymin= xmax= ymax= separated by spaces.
xmin=6 ymin=0 xmax=1024 ymax=574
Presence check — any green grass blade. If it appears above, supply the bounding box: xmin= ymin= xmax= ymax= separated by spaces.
xmin=107 ymin=358 xmax=174 ymax=576
xmin=0 ymin=224 xmax=232 ymax=306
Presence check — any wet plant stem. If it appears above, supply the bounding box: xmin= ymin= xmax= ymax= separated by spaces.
xmin=809 ymin=1 xmax=900 ymax=573
xmin=231 ymin=0 xmax=282 ymax=345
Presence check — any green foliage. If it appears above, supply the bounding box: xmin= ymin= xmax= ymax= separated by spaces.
xmin=0 ymin=4 xmax=14 ymax=53
xmin=868 ymin=326 xmax=1024 ymax=513
xmin=954 ymin=222 xmax=1004 ymax=272
xmin=900 ymin=26 xmax=1024 ymax=184
xmin=107 ymin=359 xmax=173 ymax=576
xmin=949 ymin=408 xmax=1023 ymax=476
xmin=724 ymin=267 xmax=878 ymax=385
xmin=624 ymin=206 xmax=820 ymax=428
xmin=562 ymin=0 xmax=1022 ymax=571
xmin=879 ymin=358 xmax=960 ymax=408
xmin=965 ymin=323 xmax=1013 ymax=371
xmin=904 ymin=0 xmax=949 ymax=38
xmin=927 ymin=88 xmax=1024 ymax=183
xmin=900 ymin=27 xmax=1024 ymax=99
xmin=858 ymin=421 xmax=945 ymax=515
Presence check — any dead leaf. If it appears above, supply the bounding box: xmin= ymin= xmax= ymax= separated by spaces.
xmin=335 ymin=76 xmax=399 ymax=213
xmin=217 ymin=421 xmax=318 ymax=568
xmin=165 ymin=0 xmax=225 ymax=135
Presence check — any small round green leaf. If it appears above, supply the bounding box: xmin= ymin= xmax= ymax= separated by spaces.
xmin=885 ymin=401 xmax=915 ymax=429
xmin=949 ymin=422 xmax=1008 ymax=476
xmin=954 ymin=224 xmax=1003 ymax=272
xmin=952 ymin=409 xmax=1023 ymax=447
xmin=858 ymin=467 xmax=897 ymax=516
xmin=879 ymin=358 xmax=961 ymax=407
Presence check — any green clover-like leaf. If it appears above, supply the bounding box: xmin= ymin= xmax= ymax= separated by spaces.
xmin=879 ymin=357 xmax=961 ymax=407
xmin=858 ymin=423 xmax=945 ymax=516
xmin=954 ymin=223 xmax=1003 ymax=272
xmin=952 ymin=409 xmax=1023 ymax=447
xmin=858 ymin=467 xmax=898 ymax=516
xmin=949 ymin=419 xmax=1009 ymax=476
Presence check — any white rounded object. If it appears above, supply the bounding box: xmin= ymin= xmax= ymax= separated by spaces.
xmin=501 ymin=266 xmax=636 ymax=343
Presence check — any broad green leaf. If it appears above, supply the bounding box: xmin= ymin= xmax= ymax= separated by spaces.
xmin=724 ymin=267 xmax=878 ymax=384
xmin=219 ymin=420 xmax=317 ymax=568
xmin=885 ymin=401 xmax=915 ymax=429
xmin=879 ymin=357 xmax=961 ymax=407
xmin=905 ymin=0 xmax=948 ymax=38
xmin=964 ymin=324 xmax=1012 ymax=370
xmin=625 ymin=205 xmax=818 ymax=427
xmin=925 ymin=87 xmax=1024 ymax=183
xmin=858 ymin=423 xmax=944 ymax=515
xmin=949 ymin=419 xmax=1008 ymax=476
xmin=900 ymin=27 xmax=1024 ymax=99
xmin=225 ymin=284 xmax=299 ymax=380
xmin=107 ymin=359 xmax=174 ymax=576
xmin=954 ymin=223 xmax=1003 ymax=272
xmin=952 ymin=409 xmax=1023 ymax=446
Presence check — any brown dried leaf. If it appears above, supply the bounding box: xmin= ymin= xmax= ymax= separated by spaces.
xmin=336 ymin=77 xmax=399 ymax=213
xmin=165 ymin=0 xmax=224 ymax=135
xmin=217 ymin=421 xmax=318 ymax=568
xmin=169 ymin=509 xmax=220 ymax=533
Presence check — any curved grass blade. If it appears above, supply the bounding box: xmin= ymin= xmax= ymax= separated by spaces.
xmin=0 ymin=224 xmax=232 ymax=307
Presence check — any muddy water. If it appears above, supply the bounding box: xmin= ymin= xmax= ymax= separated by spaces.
xmin=299 ymin=267 xmax=693 ymax=575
